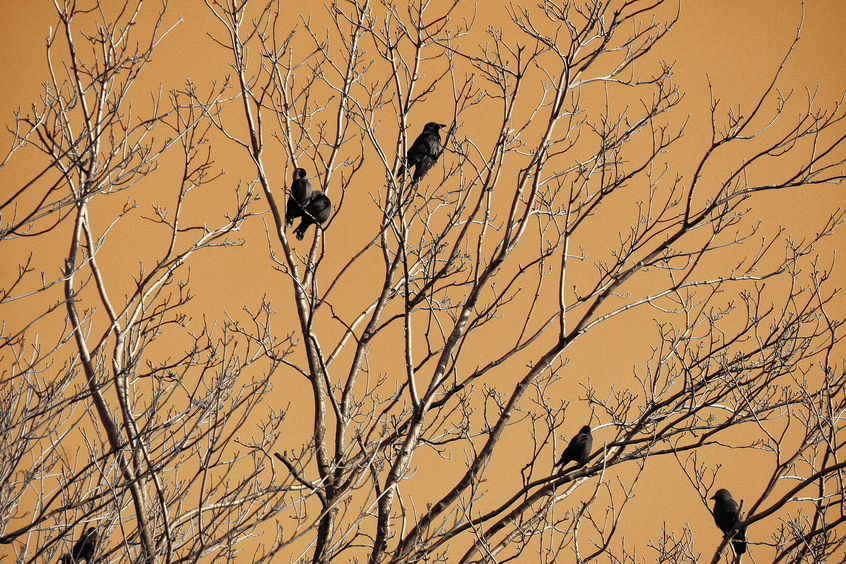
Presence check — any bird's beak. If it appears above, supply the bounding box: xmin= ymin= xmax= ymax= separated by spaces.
xmin=438 ymin=123 xmax=447 ymax=129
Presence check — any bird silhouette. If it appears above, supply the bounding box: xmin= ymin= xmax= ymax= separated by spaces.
xmin=556 ymin=425 xmax=593 ymax=471
xmin=58 ymin=527 xmax=99 ymax=564
xmin=285 ymin=167 xmax=312 ymax=228
xmin=293 ymin=191 xmax=332 ymax=241
xmin=399 ymin=122 xmax=447 ymax=183
xmin=711 ymin=488 xmax=747 ymax=555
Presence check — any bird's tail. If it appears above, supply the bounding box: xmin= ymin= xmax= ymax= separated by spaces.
xmin=732 ymin=529 xmax=747 ymax=555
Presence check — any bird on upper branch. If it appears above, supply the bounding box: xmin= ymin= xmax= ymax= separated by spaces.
xmin=555 ymin=425 xmax=593 ymax=471
xmin=285 ymin=167 xmax=312 ymax=228
xmin=399 ymin=122 xmax=447 ymax=184
xmin=293 ymin=191 xmax=332 ymax=241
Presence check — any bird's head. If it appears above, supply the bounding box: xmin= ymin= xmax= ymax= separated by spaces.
xmin=424 ymin=122 xmax=447 ymax=132
xmin=294 ymin=168 xmax=307 ymax=179
xmin=580 ymin=425 xmax=592 ymax=433
xmin=711 ymin=488 xmax=733 ymax=501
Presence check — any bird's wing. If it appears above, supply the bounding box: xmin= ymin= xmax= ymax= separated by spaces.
xmin=407 ymin=136 xmax=428 ymax=162
xmin=424 ymin=134 xmax=442 ymax=158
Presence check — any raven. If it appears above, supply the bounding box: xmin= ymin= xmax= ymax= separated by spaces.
xmin=556 ymin=425 xmax=593 ymax=471
xmin=58 ymin=527 xmax=99 ymax=564
xmin=293 ymin=191 xmax=332 ymax=241
xmin=285 ymin=168 xmax=312 ymax=228
xmin=711 ymin=488 xmax=747 ymax=555
xmin=400 ymin=122 xmax=447 ymax=183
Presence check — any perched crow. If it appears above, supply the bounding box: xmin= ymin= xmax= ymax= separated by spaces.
xmin=711 ymin=488 xmax=747 ymax=555
xmin=59 ymin=527 xmax=99 ymax=564
xmin=556 ymin=425 xmax=593 ymax=471
xmin=285 ymin=168 xmax=312 ymax=228
xmin=400 ymin=122 xmax=447 ymax=183
xmin=293 ymin=191 xmax=332 ymax=241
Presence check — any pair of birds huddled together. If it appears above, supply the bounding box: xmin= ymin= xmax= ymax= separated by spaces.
xmin=284 ymin=168 xmax=332 ymax=241
xmin=284 ymin=122 xmax=448 ymax=240
xmin=556 ymin=426 xmax=747 ymax=557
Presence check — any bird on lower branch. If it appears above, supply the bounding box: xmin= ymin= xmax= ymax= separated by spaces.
xmin=711 ymin=488 xmax=747 ymax=556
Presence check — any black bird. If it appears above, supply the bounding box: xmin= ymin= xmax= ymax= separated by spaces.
xmin=293 ymin=191 xmax=332 ymax=241
xmin=59 ymin=527 xmax=99 ymax=564
xmin=711 ymin=488 xmax=747 ymax=555
xmin=556 ymin=425 xmax=593 ymax=471
xmin=285 ymin=168 xmax=312 ymax=228
xmin=399 ymin=122 xmax=447 ymax=183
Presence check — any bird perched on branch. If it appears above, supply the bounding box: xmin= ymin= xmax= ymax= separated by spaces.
xmin=58 ymin=527 xmax=99 ymax=564
xmin=293 ymin=191 xmax=332 ymax=241
xmin=399 ymin=122 xmax=447 ymax=184
xmin=555 ymin=425 xmax=593 ymax=471
xmin=285 ymin=167 xmax=312 ymax=228
xmin=711 ymin=488 xmax=747 ymax=555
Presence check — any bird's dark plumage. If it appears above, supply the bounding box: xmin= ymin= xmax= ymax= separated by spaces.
xmin=400 ymin=122 xmax=446 ymax=183
xmin=59 ymin=527 xmax=99 ymax=564
xmin=711 ymin=488 xmax=747 ymax=555
xmin=293 ymin=191 xmax=332 ymax=241
xmin=556 ymin=425 xmax=593 ymax=470
xmin=285 ymin=168 xmax=312 ymax=228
